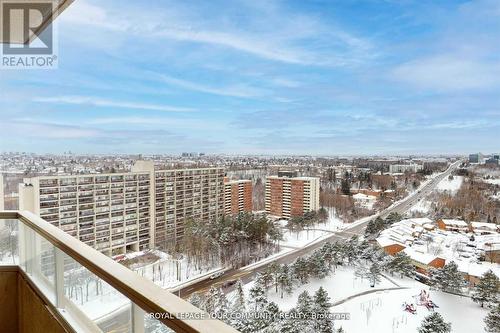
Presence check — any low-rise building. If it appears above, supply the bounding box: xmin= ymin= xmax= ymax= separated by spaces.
xmin=389 ymin=164 xmax=423 ymax=174
xmin=376 ymin=237 xmax=406 ymax=255
xmin=352 ymin=193 xmax=377 ymax=209
xmin=470 ymin=222 xmax=499 ymax=235
xmin=436 ymin=219 xmax=469 ymax=232
xmin=404 ymin=248 xmax=446 ymax=275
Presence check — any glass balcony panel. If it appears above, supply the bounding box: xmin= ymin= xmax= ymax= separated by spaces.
xmin=144 ymin=314 xmax=175 ymax=333
xmin=0 ymin=218 xmax=18 ymax=265
xmin=62 ymin=253 xmax=132 ymax=333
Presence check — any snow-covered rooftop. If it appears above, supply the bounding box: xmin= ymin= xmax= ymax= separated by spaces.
xmin=404 ymin=248 xmax=441 ymax=265
xmin=440 ymin=219 xmax=468 ymax=227
xmin=471 ymin=222 xmax=498 ymax=231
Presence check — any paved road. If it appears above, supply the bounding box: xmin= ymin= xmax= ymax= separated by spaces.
xmin=176 ymin=159 xmax=462 ymax=299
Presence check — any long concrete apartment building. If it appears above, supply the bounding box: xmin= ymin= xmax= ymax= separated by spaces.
xmin=265 ymin=175 xmax=320 ymax=219
xmin=19 ymin=161 xmax=225 ymax=255
xmin=19 ymin=171 xmax=154 ymax=256
xmin=132 ymin=162 xmax=225 ymax=250
xmin=224 ymin=178 xmax=253 ymax=215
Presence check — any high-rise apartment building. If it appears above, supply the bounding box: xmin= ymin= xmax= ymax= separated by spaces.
xmin=19 ymin=161 xmax=225 ymax=254
xmin=149 ymin=166 xmax=225 ymax=250
xmin=224 ymin=179 xmax=253 ymax=215
xmin=19 ymin=172 xmax=154 ymax=255
xmin=265 ymin=175 xmax=320 ymax=219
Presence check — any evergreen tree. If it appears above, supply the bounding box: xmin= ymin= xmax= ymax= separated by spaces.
xmin=355 ymin=260 xmax=382 ymax=287
xmin=292 ymin=257 xmax=310 ymax=284
xmin=233 ymin=279 xmax=246 ymax=312
xmin=385 ymin=252 xmax=414 ymax=278
xmin=341 ymin=178 xmax=351 ymax=195
xmin=296 ymin=290 xmax=313 ymax=318
xmin=293 ymin=291 xmax=314 ymax=332
xmin=204 ymin=286 xmax=218 ymax=314
xmin=418 ymin=312 xmax=451 ymax=333
xmin=429 ymin=261 xmax=466 ymax=293
xmin=280 ymin=308 xmax=304 ymax=333
xmin=345 ymin=236 xmax=360 ymax=264
xmin=188 ymin=292 xmax=205 ymax=310
xmin=485 ymin=303 xmax=500 ymax=333
xmin=214 ymin=288 xmax=229 ymax=319
xmin=277 ymin=264 xmax=294 ymax=298
xmin=313 ymin=287 xmax=334 ymax=333
xmin=472 ymin=270 xmax=499 ymax=308
xmin=249 ymin=282 xmax=268 ymax=312
xmin=310 ymin=253 xmax=330 ymax=279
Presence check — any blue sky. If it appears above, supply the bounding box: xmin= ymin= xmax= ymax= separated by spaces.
xmin=1 ymin=0 xmax=499 ymax=155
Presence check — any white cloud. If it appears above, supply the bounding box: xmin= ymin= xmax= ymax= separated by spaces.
xmin=156 ymin=74 xmax=266 ymax=98
xmin=60 ymin=0 xmax=372 ymax=66
xmin=392 ymin=55 xmax=500 ymax=91
xmin=34 ymin=96 xmax=194 ymax=112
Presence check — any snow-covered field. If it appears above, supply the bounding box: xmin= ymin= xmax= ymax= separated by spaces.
xmin=266 ymin=266 xmax=397 ymax=310
xmin=133 ymin=254 xmax=221 ymax=289
xmin=231 ymin=266 xmax=488 ymax=333
xmin=279 ymin=209 xmax=347 ymax=248
xmin=333 ymin=279 xmax=487 ymax=333
xmin=409 ymin=199 xmax=432 ymax=214
xmin=436 ymin=176 xmax=463 ymax=194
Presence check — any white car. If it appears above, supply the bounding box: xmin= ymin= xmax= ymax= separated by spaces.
xmin=209 ymin=272 xmax=224 ymax=280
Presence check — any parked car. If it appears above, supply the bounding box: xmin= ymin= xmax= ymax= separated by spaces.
xmin=222 ymin=279 xmax=237 ymax=288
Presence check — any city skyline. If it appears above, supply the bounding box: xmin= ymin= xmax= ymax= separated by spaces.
xmin=1 ymin=0 xmax=499 ymax=155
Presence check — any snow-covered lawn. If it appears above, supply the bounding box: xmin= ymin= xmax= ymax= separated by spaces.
xmin=231 ymin=265 xmax=489 ymax=333
xmin=409 ymin=199 xmax=432 ymax=214
xmin=266 ymin=266 xmax=397 ymax=311
xmin=279 ymin=209 xmax=347 ymax=248
xmin=134 ymin=255 xmax=221 ymax=289
xmin=333 ymin=280 xmax=488 ymax=333
xmin=280 ymin=229 xmax=331 ymax=248
xmin=436 ymin=176 xmax=463 ymax=194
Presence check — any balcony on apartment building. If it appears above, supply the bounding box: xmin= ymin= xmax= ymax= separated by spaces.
xmin=0 ymin=211 xmax=237 ymax=333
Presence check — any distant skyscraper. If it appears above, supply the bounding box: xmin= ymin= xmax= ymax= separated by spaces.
xmin=265 ymin=175 xmax=320 ymax=219
xmin=469 ymin=153 xmax=483 ymax=164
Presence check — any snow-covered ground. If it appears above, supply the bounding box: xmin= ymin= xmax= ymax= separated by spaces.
xmin=133 ymin=254 xmax=221 ymax=289
xmin=483 ymin=178 xmax=500 ymax=185
xmin=63 ymin=250 xmax=223 ymax=322
xmin=333 ymin=279 xmax=487 ymax=333
xmin=230 ymin=266 xmax=489 ymax=333
xmin=409 ymin=199 xmax=432 ymax=214
xmin=266 ymin=266 xmax=397 ymax=310
xmin=279 ymin=209 xmax=347 ymax=248
xmin=436 ymin=176 xmax=463 ymax=194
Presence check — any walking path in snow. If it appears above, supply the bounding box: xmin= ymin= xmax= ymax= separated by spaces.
xmin=332 ymin=286 xmax=409 ymax=306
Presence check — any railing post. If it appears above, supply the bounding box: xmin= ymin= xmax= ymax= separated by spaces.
xmin=24 ymin=226 xmax=35 ymax=275
xmin=132 ymin=303 xmax=146 ymax=333
xmin=55 ymin=248 xmax=65 ymax=308
xmin=18 ymin=222 xmax=26 ymax=269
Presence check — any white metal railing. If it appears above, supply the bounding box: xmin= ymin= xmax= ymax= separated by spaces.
xmin=0 ymin=211 xmax=238 ymax=333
